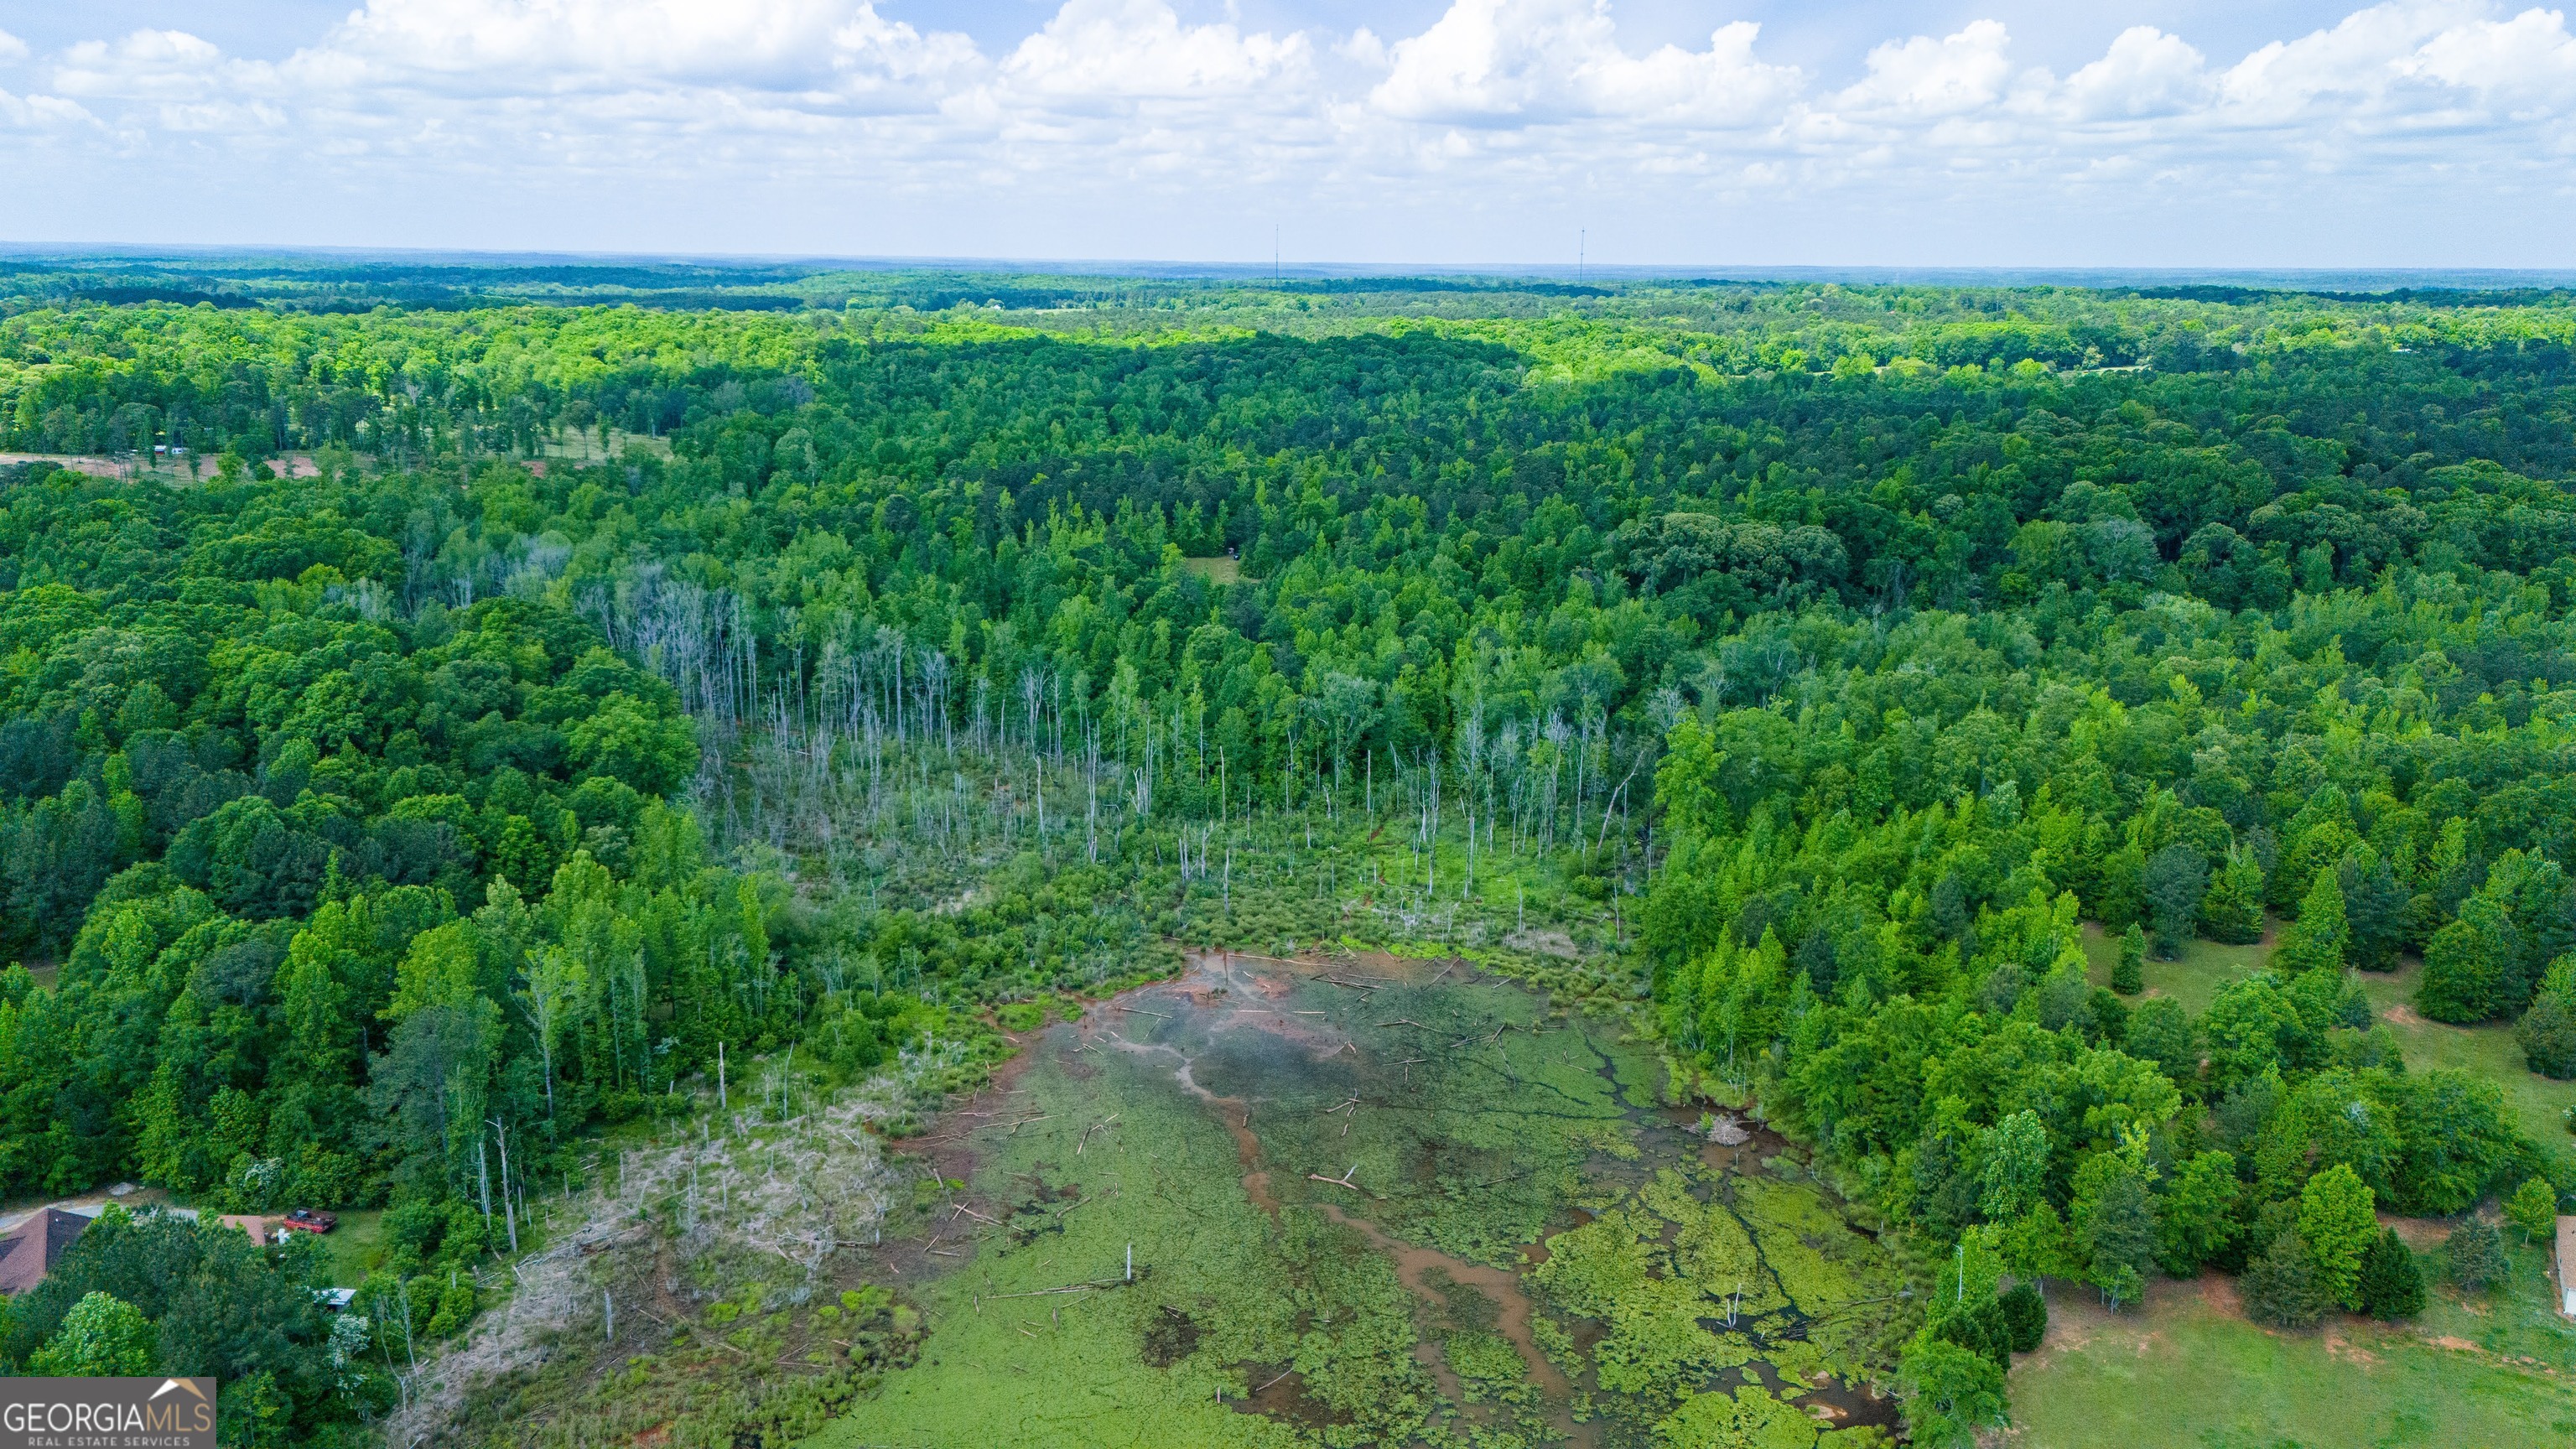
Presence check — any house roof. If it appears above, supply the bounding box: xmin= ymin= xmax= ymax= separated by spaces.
xmin=0 ymin=1209 xmax=90 ymax=1296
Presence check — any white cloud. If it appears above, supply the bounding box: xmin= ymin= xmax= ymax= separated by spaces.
xmin=1000 ymin=0 xmax=1306 ymax=101
xmin=2058 ymin=27 xmax=2210 ymax=121
xmin=1368 ymin=0 xmax=1795 ymax=128
xmin=0 ymin=29 xmax=28 ymax=64
xmin=13 ymin=0 xmax=2576 ymax=260
xmin=1833 ymin=20 xmax=2013 ymax=119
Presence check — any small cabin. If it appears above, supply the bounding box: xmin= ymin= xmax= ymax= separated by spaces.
xmin=2558 ymin=1216 xmax=2576 ymax=1318
xmin=0 ymin=1209 xmax=91 ymax=1296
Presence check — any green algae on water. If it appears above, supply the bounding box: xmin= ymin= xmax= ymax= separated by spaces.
xmin=808 ymin=952 xmax=1905 ymax=1448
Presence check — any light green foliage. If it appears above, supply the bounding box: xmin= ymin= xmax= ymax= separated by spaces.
xmin=1897 ymin=1332 xmax=2007 ymax=1449
xmin=2272 ymin=869 xmax=2349 ymax=976
xmin=1653 ymin=1384 xmax=1825 ymax=1448
xmin=2155 ymin=1150 xmax=2243 ymax=1276
xmin=2297 ymin=1164 xmax=2377 ymax=1310
xmin=2506 ymin=1177 xmax=2559 ymax=1247
xmin=29 ymin=1291 xmax=156 ymax=1377
xmin=1976 ymin=1110 xmax=2048 ymax=1222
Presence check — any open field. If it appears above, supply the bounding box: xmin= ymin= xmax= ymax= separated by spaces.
xmin=315 ymin=1208 xmax=385 ymax=1287
xmin=2080 ymin=919 xmax=2275 ymax=1015
xmin=2006 ymin=1249 xmax=2576 ymax=1449
xmin=1180 ymin=554 xmax=1243 ymax=584
xmin=2353 ymin=961 xmax=2576 ymax=1145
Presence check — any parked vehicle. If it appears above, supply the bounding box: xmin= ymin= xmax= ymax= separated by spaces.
xmin=278 ymin=1209 xmax=337 ymax=1234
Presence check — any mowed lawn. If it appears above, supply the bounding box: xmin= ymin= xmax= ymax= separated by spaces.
xmin=2352 ymin=960 xmax=2576 ymax=1145
xmin=2007 ymin=1249 xmax=2576 ymax=1449
xmin=2080 ymin=919 xmax=2274 ymax=1015
xmin=314 ymin=1208 xmax=385 ymax=1286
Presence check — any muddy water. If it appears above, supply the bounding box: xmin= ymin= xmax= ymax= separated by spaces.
xmin=1093 ymin=965 xmax=1570 ymax=1403
xmin=1080 ymin=947 xmax=1893 ymax=1441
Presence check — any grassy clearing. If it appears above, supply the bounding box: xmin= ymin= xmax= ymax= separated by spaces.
xmin=2353 ymin=961 xmax=2576 ymax=1145
xmin=1181 ymin=555 xmax=1243 ymax=584
xmin=2007 ymin=1261 xmax=2576 ymax=1449
xmin=807 ymin=1026 xmax=1311 ymax=1449
xmin=314 ymin=1209 xmax=384 ymax=1286
xmin=2080 ymin=920 xmax=2274 ymax=1015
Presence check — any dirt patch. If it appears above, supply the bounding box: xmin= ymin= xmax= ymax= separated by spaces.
xmin=2376 ymin=1212 xmax=2454 ymax=1250
xmin=2381 ymin=1004 xmax=2428 ymax=1027
xmin=2196 ymin=1270 xmax=2244 ymax=1318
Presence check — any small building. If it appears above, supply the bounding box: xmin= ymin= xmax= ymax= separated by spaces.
xmin=2558 ymin=1216 xmax=2576 ymax=1318
xmin=218 ymin=1214 xmax=277 ymax=1244
xmin=0 ymin=1209 xmax=91 ymax=1296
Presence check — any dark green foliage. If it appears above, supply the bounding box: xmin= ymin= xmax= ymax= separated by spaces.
xmin=2241 ymin=1229 xmax=2330 ymax=1328
xmin=2199 ymin=852 xmax=2267 ymax=945
xmin=2112 ymin=924 xmax=2145 ymax=995
xmin=1930 ymin=1292 xmax=2014 ymax=1372
xmin=2446 ymin=1218 xmax=2508 ymax=1292
xmin=2520 ymin=972 xmax=2576 ymax=1078
xmin=0 ymin=1207 xmax=356 ymax=1431
xmin=9 ymin=271 xmax=2576 ymax=1439
xmin=2357 ymin=1229 xmax=2426 ymax=1320
xmin=1998 ymin=1280 xmax=2048 ymax=1353
xmin=2142 ymin=844 xmax=2208 ymax=959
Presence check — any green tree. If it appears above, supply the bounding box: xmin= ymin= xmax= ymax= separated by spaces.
xmin=2241 ymin=1228 xmax=2329 ymax=1327
xmin=1977 ymin=1110 xmax=2049 ymax=1223
xmin=2199 ymin=851 xmax=2266 ymax=944
xmin=2446 ymin=1218 xmax=2507 ymax=1292
xmin=2112 ymin=924 xmax=2144 ymax=995
xmin=2141 ymin=844 xmax=2207 ymax=958
xmin=2506 ymin=1177 xmax=2558 ymax=1247
xmin=2297 ymin=1163 xmax=2376 ymax=1309
xmin=2357 ymin=1229 xmax=2425 ymax=1319
xmin=1998 ymin=1280 xmax=2047 ymax=1353
xmin=2156 ymin=1150 xmax=2243 ymax=1275
xmin=29 ymin=1291 xmax=155 ymax=1376
xmin=2418 ymin=909 xmax=2504 ymax=1024
xmin=2071 ymin=1151 xmax=2158 ymax=1311
xmin=2517 ymin=962 xmax=2576 ymax=1079
xmin=2272 ymin=869 xmax=2348 ymax=976
xmin=1897 ymin=1331 xmax=2007 ymax=1449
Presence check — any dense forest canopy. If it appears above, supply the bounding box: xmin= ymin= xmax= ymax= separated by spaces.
xmin=0 ymin=259 xmax=2573 ymax=1446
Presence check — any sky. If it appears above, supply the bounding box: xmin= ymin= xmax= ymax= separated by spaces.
xmin=1 ymin=0 xmax=2572 ymax=267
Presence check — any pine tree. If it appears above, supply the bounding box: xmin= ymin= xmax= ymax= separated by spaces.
xmin=2114 ymin=924 xmax=2145 ymax=995
xmin=2272 ymin=869 xmax=2348 ymax=975
xmin=2357 ymin=1229 xmax=2425 ymax=1319
xmin=2446 ymin=1218 xmax=2507 ymax=1292
xmin=2199 ymin=850 xmax=2267 ymax=944
xmin=2241 ymin=1228 xmax=2329 ymax=1327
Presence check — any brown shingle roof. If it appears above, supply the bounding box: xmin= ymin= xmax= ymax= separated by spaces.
xmin=0 ymin=1209 xmax=90 ymax=1296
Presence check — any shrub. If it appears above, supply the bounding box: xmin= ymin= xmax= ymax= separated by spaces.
xmin=1998 ymin=1280 xmax=2047 ymax=1353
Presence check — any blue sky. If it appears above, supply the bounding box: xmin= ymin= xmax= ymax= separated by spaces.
xmin=1 ymin=1 xmax=2569 ymax=267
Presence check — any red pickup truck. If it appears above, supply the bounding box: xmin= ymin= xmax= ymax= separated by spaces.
xmin=278 ymin=1209 xmax=338 ymax=1234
